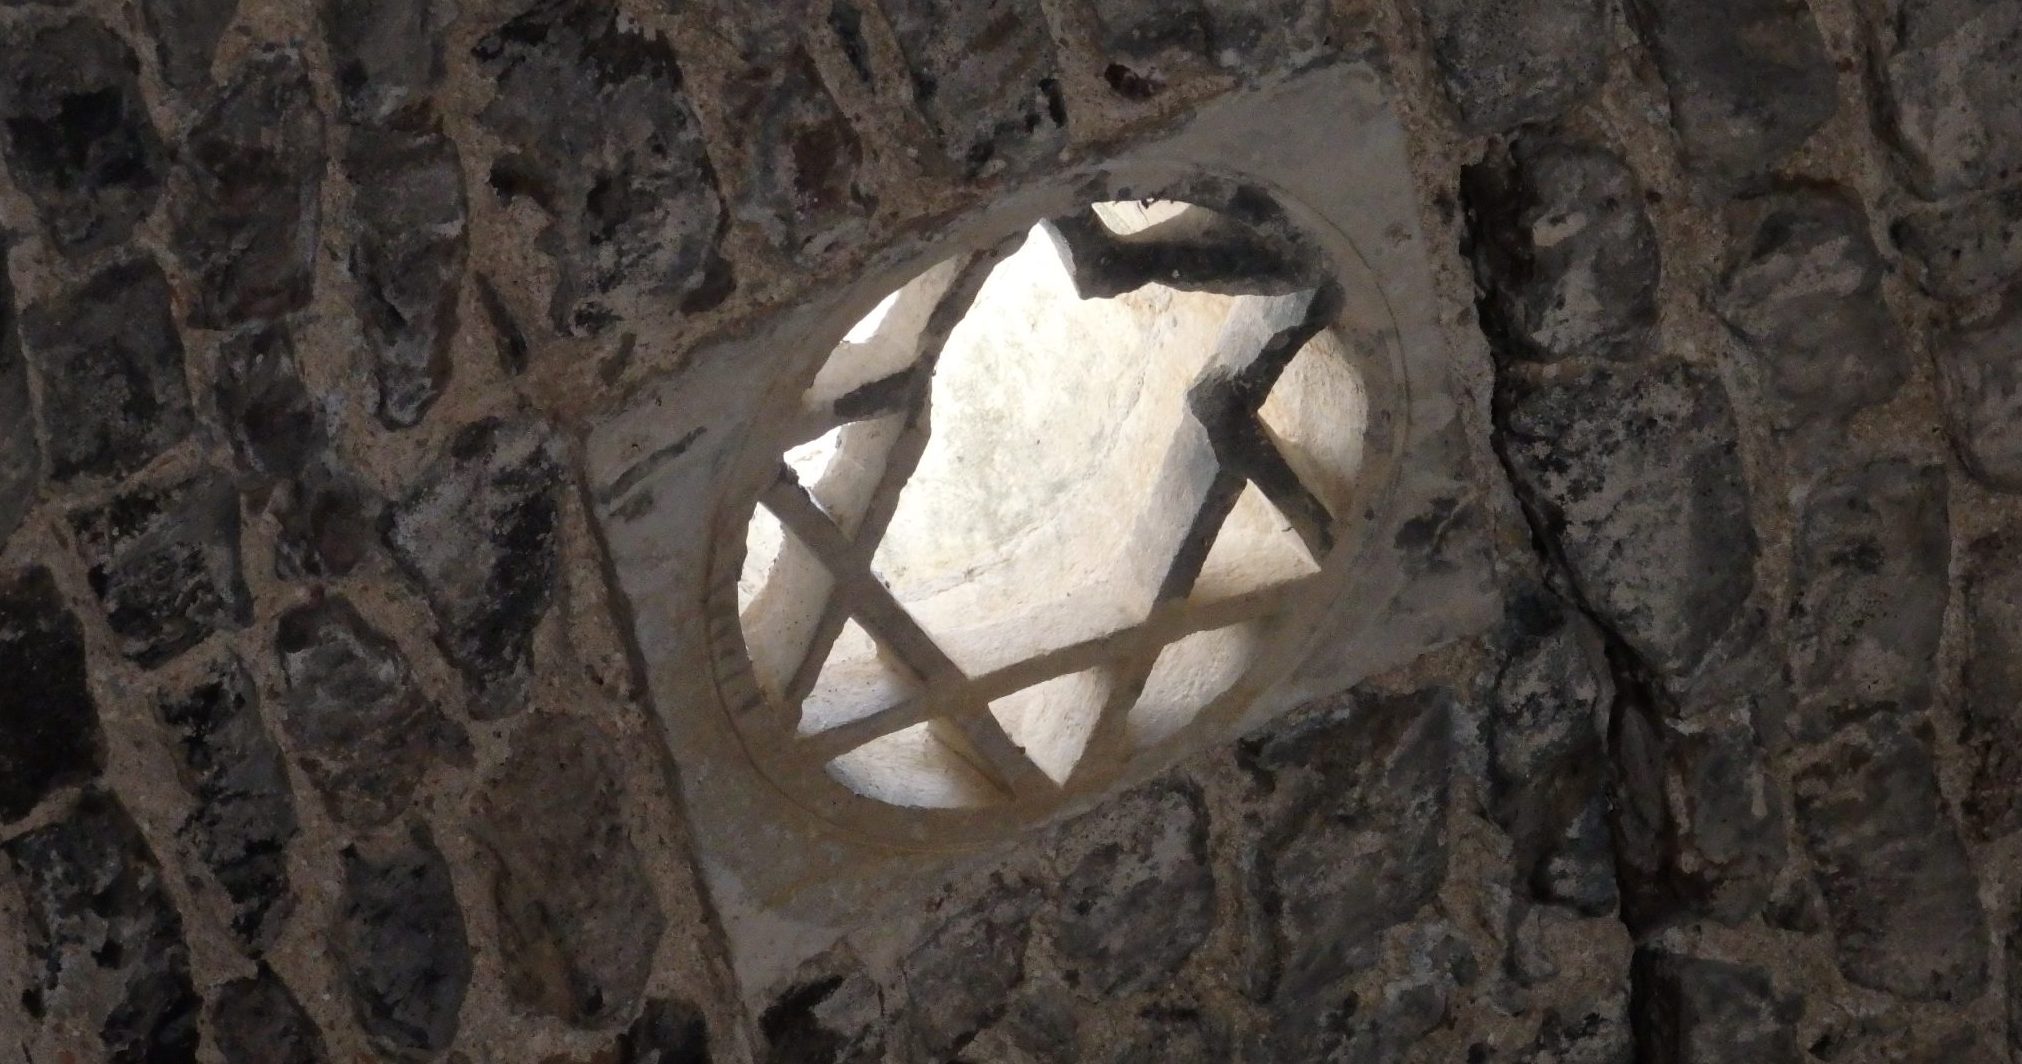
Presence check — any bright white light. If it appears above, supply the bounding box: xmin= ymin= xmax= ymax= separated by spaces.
xmin=844 ymin=289 xmax=902 ymax=344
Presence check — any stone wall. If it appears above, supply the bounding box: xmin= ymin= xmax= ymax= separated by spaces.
xmin=0 ymin=0 xmax=2016 ymax=1060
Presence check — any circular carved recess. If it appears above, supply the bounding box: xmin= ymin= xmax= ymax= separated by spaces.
xmin=707 ymin=186 xmax=1395 ymax=844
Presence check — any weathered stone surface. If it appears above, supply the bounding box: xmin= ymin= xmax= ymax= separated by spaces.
xmin=901 ymin=882 xmax=1040 ymax=1059
xmin=1935 ymin=291 xmax=2022 ymax=491
xmin=1496 ymin=361 xmax=1757 ymax=679
xmin=345 ymin=122 xmax=468 ymax=428
xmin=1893 ymin=184 xmax=2022 ymax=303
xmin=171 ymin=50 xmax=325 ymax=329
xmin=1715 ymin=192 xmax=1911 ymax=426
xmin=1114 ymin=1006 xmax=1232 ymax=1064
xmin=1272 ymin=922 xmax=1476 ymax=1061
xmin=215 ymin=324 xmax=322 ymax=480
xmin=732 ymin=48 xmax=866 ymax=255
xmin=275 ymin=596 xmax=465 ymax=827
xmin=1873 ymin=0 xmax=2022 ymax=197
xmin=1787 ymin=460 xmax=1949 ymax=737
xmin=1794 ymin=719 xmax=1987 ymax=1001
xmin=957 ymin=986 xmax=1078 ymax=1064
xmin=0 ymin=19 xmax=165 ymax=254
xmin=475 ymin=0 xmax=727 ymax=335
xmin=1961 ymin=533 xmax=2022 ymax=838
xmin=1487 ymin=589 xmax=1616 ymax=916
xmin=71 ymin=468 xmax=251 ymax=667
xmin=611 ymin=998 xmax=710 ymax=1064
xmin=336 ymin=822 xmax=473 ymax=1054
xmin=0 ymin=245 xmax=40 ymax=550
xmin=760 ymin=959 xmax=887 ymax=1064
xmin=1628 ymin=0 xmax=1835 ymax=188
xmin=1464 ymin=138 xmax=1662 ymax=363
xmin=1514 ymin=1002 xmax=1634 ymax=1063
xmin=1245 ymin=690 xmax=1452 ymax=1003
xmin=209 ymin=964 xmax=329 ymax=1064
xmin=157 ymin=660 xmax=299 ymax=948
xmin=273 ymin=462 xmax=385 ymax=580
xmin=1051 ymin=780 xmax=1214 ymax=995
xmin=882 ymin=0 xmax=1065 ymax=178
xmin=1199 ymin=0 xmax=1334 ymax=73
xmin=1629 ymin=950 xmax=1798 ymax=1063
xmin=1415 ymin=0 xmax=1608 ymax=134
xmin=19 ymin=257 xmax=191 ymax=482
xmin=387 ymin=417 xmax=562 ymax=718
xmin=0 ymin=567 xmax=102 ymax=823
xmin=472 ymin=713 xmax=663 ymax=1026
xmin=4 ymin=789 xmax=200 ymax=1063
xmin=141 ymin=0 xmax=238 ymax=89
xmin=1090 ymin=0 xmax=1335 ymax=87
xmin=321 ymin=0 xmax=448 ymax=125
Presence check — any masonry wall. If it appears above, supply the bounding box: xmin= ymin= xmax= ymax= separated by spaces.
xmin=0 ymin=0 xmax=2017 ymax=1060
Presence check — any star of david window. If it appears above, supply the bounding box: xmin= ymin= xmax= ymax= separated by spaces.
xmin=714 ymin=194 xmax=1374 ymax=828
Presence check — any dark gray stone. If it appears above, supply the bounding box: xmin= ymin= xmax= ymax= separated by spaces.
xmin=275 ymin=596 xmax=466 ymax=827
xmin=731 ymin=48 xmax=866 ymax=255
xmin=1513 ymin=1004 xmax=1634 ymax=1064
xmin=1629 ymin=951 xmax=1799 ymax=1064
xmin=1628 ymin=0 xmax=1835 ymax=188
xmin=1961 ymin=533 xmax=2022 ymax=839
xmin=1787 ymin=460 xmax=1949 ymax=737
xmin=215 ymin=323 xmax=322 ymax=481
xmin=1464 ymin=138 xmax=1662 ymax=363
xmin=0 ymin=19 xmax=165 ymax=254
xmin=1271 ymin=923 xmax=1475 ymax=1062
xmin=1715 ymin=192 xmax=1911 ymax=426
xmin=0 ymin=567 xmax=102 ymax=823
xmin=1244 ymin=690 xmax=1452 ymax=1003
xmin=881 ymin=0 xmax=1065 ymax=178
xmin=70 ymin=468 xmax=251 ymax=668
xmin=141 ymin=0 xmax=238 ymax=89
xmin=386 ymin=417 xmax=562 ymax=719
xmin=1199 ymin=0 xmax=1334 ymax=73
xmin=1496 ymin=361 xmax=1757 ymax=680
xmin=959 ymin=986 xmax=1079 ymax=1064
xmin=209 ymin=965 xmax=329 ymax=1064
xmin=171 ymin=50 xmax=325 ymax=329
xmin=1794 ymin=719 xmax=1987 ymax=1001
xmin=320 ymin=0 xmax=449 ymax=125
xmin=1935 ymin=290 xmax=2022 ymax=491
xmin=1874 ymin=0 xmax=2022 ymax=197
xmin=1415 ymin=0 xmax=1609 ymax=134
xmin=19 ymin=257 xmax=191 ymax=482
xmin=901 ymin=882 xmax=1040 ymax=1059
xmin=1487 ymin=589 xmax=1616 ymax=915
xmin=472 ymin=713 xmax=663 ymax=1027
xmin=1090 ymin=0 xmax=1335 ymax=90
xmin=613 ymin=998 xmax=711 ymax=1064
xmin=475 ymin=0 xmax=727 ymax=335
xmin=157 ymin=659 xmax=299 ymax=949
xmin=273 ymin=461 xmax=385 ymax=580
xmin=4 ymin=789 xmax=199 ymax=1063
xmin=345 ymin=121 xmax=468 ymax=428
xmin=1052 ymin=781 xmax=1215 ymax=995
xmin=0 ymin=243 xmax=40 ymax=550
xmin=336 ymin=822 xmax=472 ymax=1054
xmin=760 ymin=957 xmax=886 ymax=1064
xmin=1114 ymin=1006 xmax=1232 ymax=1064
xmin=1893 ymin=184 xmax=2022 ymax=303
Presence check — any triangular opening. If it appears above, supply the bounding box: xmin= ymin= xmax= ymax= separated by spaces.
xmin=988 ymin=670 xmax=1108 ymax=785
xmin=826 ymin=721 xmax=1004 ymax=809
xmin=1128 ymin=623 xmax=1260 ymax=751
xmin=1190 ymin=481 xmax=1321 ymax=604
xmin=800 ymin=618 xmax=920 ymax=736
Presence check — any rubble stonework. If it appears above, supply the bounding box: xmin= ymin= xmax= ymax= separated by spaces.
xmin=0 ymin=0 xmax=2016 ymax=1060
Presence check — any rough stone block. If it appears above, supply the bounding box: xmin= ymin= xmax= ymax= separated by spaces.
xmin=157 ymin=659 xmax=300 ymax=948
xmin=275 ymin=596 xmax=466 ymax=827
xmin=1787 ymin=459 xmax=1949 ymax=737
xmin=336 ymin=822 xmax=472 ymax=1055
xmin=4 ymin=788 xmax=200 ymax=1063
xmin=1051 ymin=780 xmax=1215 ymax=995
xmin=731 ymin=48 xmax=867 ymax=256
xmin=171 ymin=49 xmax=325 ymax=329
xmin=1415 ymin=0 xmax=1609 ymax=134
xmin=1961 ymin=533 xmax=2022 ymax=838
xmin=1628 ymin=0 xmax=1836 ymax=188
xmin=1629 ymin=951 xmax=1799 ymax=1063
xmin=760 ymin=958 xmax=888 ymax=1064
xmin=1464 ymin=137 xmax=1662 ymax=363
xmin=320 ymin=0 xmax=449 ymax=125
xmin=1874 ymin=0 xmax=2022 ymax=197
xmin=1715 ymin=191 xmax=1910 ymax=426
xmin=0 ymin=18 xmax=165 ymax=254
xmin=1496 ymin=361 xmax=1757 ymax=680
xmin=1794 ymin=719 xmax=1988 ymax=1001
xmin=0 ymin=247 xmax=40 ymax=550
xmin=141 ymin=0 xmax=238 ymax=89
xmin=0 ymin=567 xmax=102 ymax=823
xmin=19 ymin=257 xmax=191 ymax=482
xmin=1893 ymin=184 xmax=2022 ymax=303
xmin=900 ymin=883 xmax=1040 ymax=1059
xmin=386 ymin=417 xmax=561 ymax=718
xmin=70 ymin=468 xmax=251 ymax=668
xmin=1935 ymin=290 xmax=2022 ymax=491
xmin=209 ymin=965 xmax=329 ymax=1064
xmin=345 ymin=121 xmax=468 ymax=429
xmin=474 ymin=0 xmax=726 ymax=335
xmin=608 ymin=998 xmax=710 ymax=1064
xmin=272 ymin=462 xmax=385 ymax=580
xmin=214 ymin=323 xmax=322 ymax=480
xmin=881 ymin=0 xmax=1065 ymax=178
xmin=472 ymin=713 xmax=664 ymax=1027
